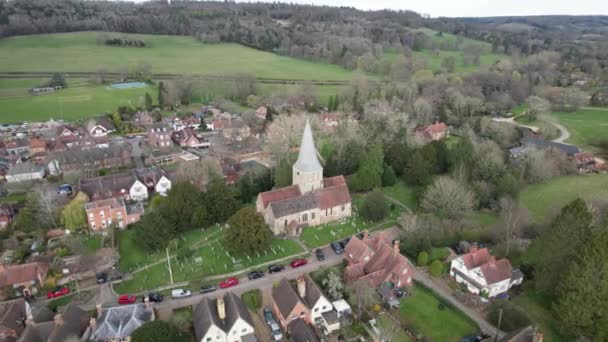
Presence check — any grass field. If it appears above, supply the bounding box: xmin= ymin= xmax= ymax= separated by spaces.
xmin=0 ymin=78 xmax=156 ymax=122
xmin=520 ymin=174 xmax=608 ymax=222
xmin=552 ymin=107 xmax=608 ymax=151
xmin=0 ymin=32 xmax=357 ymax=81
xmin=381 ymin=182 xmax=417 ymax=209
xmin=399 ymin=284 xmax=477 ymax=341
xmin=383 ymin=49 xmax=506 ymax=74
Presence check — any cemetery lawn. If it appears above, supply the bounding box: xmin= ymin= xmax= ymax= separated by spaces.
xmin=114 ymin=233 xmax=304 ymax=294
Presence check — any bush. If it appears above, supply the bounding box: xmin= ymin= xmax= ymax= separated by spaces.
xmin=241 ymin=289 xmax=262 ymax=310
xmin=417 ymin=251 xmax=429 ymax=266
xmin=131 ymin=321 xmax=181 ymax=342
xmin=429 ymin=260 xmax=443 ymax=277
xmin=382 ymin=164 xmax=397 ymax=186
xmin=360 ymin=190 xmax=389 ymax=222
xmin=488 ymin=301 xmax=532 ymax=332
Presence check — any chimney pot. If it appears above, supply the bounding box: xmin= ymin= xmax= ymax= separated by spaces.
xmin=362 ymin=230 xmax=369 ymax=240
xmin=297 ymin=276 xmax=306 ymax=298
xmin=96 ymin=303 xmax=103 ymax=317
xmin=53 ymin=313 xmax=64 ymax=326
xmin=89 ymin=317 xmax=97 ymax=330
xmin=217 ymin=296 xmax=226 ymax=320
xmin=144 ymin=295 xmax=151 ymax=310
xmin=393 ymin=240 xmax=400 ymax=253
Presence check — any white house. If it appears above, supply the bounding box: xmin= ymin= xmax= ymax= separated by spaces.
xmin=5 ymin=162 xmax=45 ymax=183
xmin=129 ymin=179 xmax=148 ymax=202
xmin=450 ymin=247 xmax=523 ymax=298
xmin=298 ymin=274 xmax=341 ymax=335
xmin=135 ymin=167 xmax=173 ymax=197
xmin=155 ymin=175 xmax=172 ymax=196
xmin=193 ymin=292 xmax=255 ymax=342
xmin=85 ymin=117 xmax=115 ymax=137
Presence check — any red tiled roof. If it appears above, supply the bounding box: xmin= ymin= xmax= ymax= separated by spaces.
xmin=416 ymin=122 xmax=448 ymax=134
xmin=314 ymin=184 xmax=351 ymax=210
xmin=258 ymin=185 xmax=301 ymax=208
xmin=573 ymin=152 xmax=595 ymax=165
xmin=462 ymin=248 xmax=492 ymax=269
xmin=29 ymin=138 xmax=46 ymax=149
xmin=323 ymin=175 xmax=346 ymax=188
xmin=480 ymin=259 xmax=513 ymax=285
xmin=0 ymin=262 xmax=48 ymax=287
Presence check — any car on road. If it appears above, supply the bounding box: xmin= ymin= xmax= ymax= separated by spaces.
xmin=315 ymin=248 xmax=325 ymax=261
xmin=200 ymin=284 xmax=217 ymax=294
xmin=247 ymin=271 xmax=264 ymax=280
xmin=290 ymin=259 xmax=307 ymax=268
xmin=171 ymin=289 xmax=192 ymax=299
xmin=118 ymin=295 xmax=137 ymax=304
xmin=219 ymin=277 xmax=239 ymax=289
xmin=330 ymin=242 xmax=344 ymax=254
xmin=57 ymin=184 xmax=73 ymax=196
xmin=268 ymin=264 xmax=285 ymax=274
xmin=269 ymin=322 xmax=283 ymax=341
xmin=263 ymin=307 xmax=276 ymax=325
xmin=143 ymin=293 xmax=163 ymax=303
xmin=47 ymin=287 xmax=70 ymax=299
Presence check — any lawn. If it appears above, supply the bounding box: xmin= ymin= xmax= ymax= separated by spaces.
xmin=376 ymin=313 xmax=414 ymax=341
xmin=381 ymin=182 xmax=417 ymax=209
xmin=0 ymin=78 xmax=157 ymax=122
xmin=0 ymin=32 xmax=357 ymax=81
xmin=519 ymin=174 xmax=608 ymax=223
xmin=0 ymin=193 xmax=26 ymax=204
xmin=399 ymin=284 xmax=477 ymax=341
xmin=552 ymin=107 xmax=608 ymax=151
xmin=83 ymin=235 xmax=103 ymax=252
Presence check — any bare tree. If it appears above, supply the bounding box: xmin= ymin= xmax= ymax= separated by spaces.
xmin=345 ymin=280 xmax=378 ymax=323
xmin=495 ymin=197 xmax=530 ymax=256
xmin=30 ymin=185 xmax=62 ymax=229
xmin=264 ymin=113 xmax=320 ymax=159
xmin=175 ymin=158 xmax=221 ymax=189
xmin=421 ymin=176 xmax=477 ymax=220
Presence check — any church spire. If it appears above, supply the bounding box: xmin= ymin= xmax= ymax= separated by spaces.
xmin=294 ymin=118 xmax=322 ymax=173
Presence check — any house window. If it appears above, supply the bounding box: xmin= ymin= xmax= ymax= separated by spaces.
xmin=341 ymin=205 xmax=345 ymax=211
xmin=302 ymin=213 xmax=308 ymax=222
xmin=322 ymin=305 xmax=327 ymax=310
xmin=311 ymin=212 xmax=315 ymax=220
xmin=241 ymin=328 xmax=247 ymax=333
xmin=300 ymin=311 xmax=306 ymax=316
xmin=314 ymin=308 xmax=319 ymax=312
xmin=207 ymin=338 xmax=212 ymax=342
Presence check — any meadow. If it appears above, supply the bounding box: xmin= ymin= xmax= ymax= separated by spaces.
xmin=552 ymin=107 xmax=608 ymax=151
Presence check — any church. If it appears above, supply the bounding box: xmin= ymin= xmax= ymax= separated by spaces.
xmin=256 ymin=119 xmax=352 ymax=236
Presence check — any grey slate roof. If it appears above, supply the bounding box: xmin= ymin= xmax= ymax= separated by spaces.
xmin=46 ymin=305 xmax=89 ymax=342
xmin=7 ymin=162 xmax=44 ymax=176
xmin=288 ymin=318 xmax=319 ymax=342
xmin=19 ymin=321 xmax=54 ymax=342
xmin=193 ymin=292 xmax=253 ymax=341
xmin=293 ymin=118 xmax=322 ymax=173
xmin=269 ymin=193 xmax=317 ymax=218
xmin=90 ymin=304 xmax=153 ymax=341
xmin=520 ymin=136 xmax=581 ymax=156
xmin=301 ymin=274 xmax=323 ymax=309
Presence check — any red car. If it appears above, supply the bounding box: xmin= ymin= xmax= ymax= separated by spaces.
xmin=290 ymin=259 xmax=308 ymax=268
xmin=47 ymin=287 xmax=70 ymax=299
xmin=118 ymin=295 xmax=137 ymax=304
xmin=219 ymin=277 xmax=239 ymax=289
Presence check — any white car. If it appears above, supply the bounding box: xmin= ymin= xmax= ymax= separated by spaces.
xmin=171 ymin=289 xmax=192 ymax=299
xmin=270 ymin=322 xmax=283 ymax=341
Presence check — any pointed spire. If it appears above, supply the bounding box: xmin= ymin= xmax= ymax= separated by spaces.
xmin=294 ymin=118 xmax=322 ymax=173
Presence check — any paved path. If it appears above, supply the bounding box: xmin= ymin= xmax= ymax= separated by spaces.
xmin=550 ymin=121 xmax=570 ymax=143
xmin=491 ymin=115 xmax=571 ymax=144
xmin=413 ymin=271 xmax=506 ymax=339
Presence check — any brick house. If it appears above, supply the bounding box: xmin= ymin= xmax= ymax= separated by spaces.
xmin=414 ymin=121 xmax=448 ymax=143
xmin=0 ymin=262 xmax=49 ymax=297
xmin=85 ymin=197 xmax=143 ymax=230
xmin=148 ymin=123 xmax=173 ymax=148
xmin=28 ymin=138 xmax=47 ymax=155
xmin=272 ymin=278 xmax=311 ymax=330
xmin=132 ymin=111 xmax=157 ymax=129
xmin=171 ymin=127 xmax=210 ymax=148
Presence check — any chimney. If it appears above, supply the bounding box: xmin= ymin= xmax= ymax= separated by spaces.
xmin=393 ymin=240 xmax=400 ymax=253
xmin=533 ymin=331 xmax=544 ymax=342
xmin=53 ymin=313 xmax=64 ymax=326
xmin=144 ymin=295 xmax=151 ymax=310
xmin=89 ymin=317 xmax=97 ymax=331
xmin=217 ymin=296 xmax=226 ymax=320
xmin=297 ymin=276 xmax=306 ymax=299
xmin=96 ymin=303 xmax=103 ymax=317
xmin=362 ymin=230 xmax=369 ymax=240
xmin=469 ymin=243 xmax=479 ymax=253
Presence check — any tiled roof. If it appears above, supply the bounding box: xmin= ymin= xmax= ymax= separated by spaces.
xmin=259 ymin=186 xmax=301 ymax=209
xmin=0 ymin=298 xmax=27 ymax=339
xmin=301 ymin=274 xmax=324 ymax=309
xmin=91 ymin=304 xmax=153 ymax=340
xmin=0 ymin=262 xmax=48 ymax=287
xmin=415 ymin=122 xmax=448 ymax=134
xmin=79 ymin=172 xmax=137 ymax=200
xmin=322 ymin=175 xmax=346 ymax=188
xmin=462 ymin=248 xmax=492 ymax=270
xmin=573 ymin=152 xmax=595 ymax=165
xmin=272 ymin=278 xmax=302 ymax=319
xmin=314 ymin=184 xmax=350 ymax=210
xmin=288 ymin=318 xmax=319 ymax=342
xmin=193 ymin=292 xmax=253 ymax=341
xmin=480 ymin=259 xmax=513 ymax=286
xmin=270 ymin=193 xmax=317 ymax=218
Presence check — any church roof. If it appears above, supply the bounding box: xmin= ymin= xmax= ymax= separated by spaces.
xmin=293 ymin=118 xmax=322 ymax=173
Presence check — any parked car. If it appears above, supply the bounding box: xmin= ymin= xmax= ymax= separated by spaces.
xmin=219 ymin=277 xmax=239 ymax=289
xmin=263 ymin=307 xmax=275 ymax=325
xmin=315 ymin=248 xmax=325 ymax=261
xmin=247 ymin=271 xmax=264 ymax=280
xmin=340 ymin=237 xmax=351 ymax=249
xmin=171 ymin=289 xmax=192 ymax=299
xmin=200 ymin=284 xmax=217 ymax=294
xmin=330 ymin=242 xmax=344 ymax=254
xmin=270 ymin=322 xmax=283 ymax=341
xmin=57 ymin=184 xmax=73 ymax=196
xmin=268 ymin=264 xmax=285 ymax=274
xmin=143 ymin=293 xmax=163 ymax=303
xmin=118 ymin=295 xmax=136 ymax=304
xmin=47 ymin=287 xmax=70 ymax=299
xmin=96 ymin=272 xmax=107 ymax=284
xmin=290 ymin=259 xmax=307 ymax=268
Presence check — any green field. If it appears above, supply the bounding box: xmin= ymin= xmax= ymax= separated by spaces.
xmin=0 ymin=78 xmax=156 ymax=122
xmin=381 ymin=182 xmax=417 ymax=209
xmin=0 ymin=32 xmax=357 ymax=81
xmin=552 ymin=107 xmax=608 ymax=151
xmin=383 ymin=49 xmax=507 ymax=74
xmin=399 ymin=284 xmax=477 ymax=341
xmin=520 ymin=174 xmax=608 ymax=222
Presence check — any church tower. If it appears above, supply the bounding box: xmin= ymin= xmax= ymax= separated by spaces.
xmin=293 ymin=118 xmax=323 ymax=194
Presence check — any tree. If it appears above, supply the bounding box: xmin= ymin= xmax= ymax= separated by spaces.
xmin=60 ymin=192 xmax=88 ymax=230
xmin=131 ymin=321 xmax=181 ymax=342
xmin=421 ymin=176 xmax=476 ymax=220
xmin=49 ymin=73 xmax=66 ymax=88
xmin=360 ymin=190 xmax=389 ymax=222
xmin=160 ymin=182 xmax=206 ymax=231
xmin=322 ymin=271 xmax=344 ymax=300
xmin=145 ymin=92 xmax=153 ymax=110
xmin=429 ymin=260 xmax=443 ymax=277
xmin=441 ymin=56 xmax=456 ymax=72
xmin=494 ymin=197 xmax=529 ymax=256
xmin=203 ymin=177 xmax=239 ymax=224
xmin=274 ymin=157 xmax=293 ymax=188
xmin=134 ymin=211 xmax=174 ymax=253
xmin=553 ymin=228 xmax=608 ymax=339
xmin=158 ymin=81 xmax=167 ymax=108
xmin=345 ymin=280 xmax=379 ymax=323
xmin=175 ymin=158 xmax=220 ymax=190
xmin=403 ymin=146 xmax=438 ymax=187
xmin=525 ymin=96 xmax=550 ymax=121
xmin=225 ymin=207 xmax=273 ymax=255
xmin=381 ymin=164 xmax=397 ymax=187
xmin=417 ymin=251 xmax=429 ymax=266
xmin=349 ymin=143 xmax=384 ymax=192
xmin=488 ymin=301 xmax=532 ymax=332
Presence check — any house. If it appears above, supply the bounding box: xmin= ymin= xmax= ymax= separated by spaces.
xmin=148 ymin=123 xmax=173 ymax=149
xmin=256 ymin=119 xmax=351 ymax=236
xmin=0 ymin=262 xmax=49 ymax=297
xmin=5 ymin=163 xmax=45 ymax=183
xmin=192 ymin=292 xmax=256 ymax=342
xmin=510 ymin=135 xmax=581 ymax=158
xmin=414 ymin=121 xmax=449 ymax=143
xmin=135 ymin=167 xmax=173 ymax=196
xmin=288 ymin=319 xmax=320 ymax=342
xmin=132 ymin=111 xmax=157 ymax=129
xmin=47 ymin=145 xmax=133 ymax=176
xmin=500 ymin=326 xmax=544 ymax=342
xmin=221 ymin=158 xmax=268 ymax=185
xmin=85 ymin=117 xmax=115 ymax=137
xmin=79 ymin=172 xmax=147 ymax=202
xmin=85 ymin=197 xmax=142 ymax=230
xmin=318 ymin=113 xmax=341 ymax=132
xmin=343 ymin=232 xmax=415 ymax=288
xmin=167 ymin=115 xmax=201 ymax=132
xmin=28 ymin=138 xmax=47 ymax=155
xmin=272 ymin=278 xmax=311 ymax=330
xmin=19 ymin=305 xmax=90 ymax=342
xmin=4 ymin=140 xmax=30 ymax=156
xmin=172 ymin=127 xmax=210 ymax=149
xmin=450 ymin=247 xmax=523 ymax=298
xmin=222 ymin=119 xmax=251 ymax=142
xmin=0 ymin=298 xmax=28 ymax=341
xmin=89 ymin=302 xmax=154 ymax=341
xmin=255 ymin=106 xmax=268 ymax=120
xmin=0 ymin=204 xmax=16 ymax=228
xmin=572 ymin=152 xmax=597 ymax=173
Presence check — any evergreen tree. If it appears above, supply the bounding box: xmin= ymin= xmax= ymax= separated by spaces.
xmin=381 ymin=164 xmax=397 ymax=187
xmin=158 ymin=81 xmax=166 ymax=108
xmin=160 ymin=182 xmax=207 ymax=231
xmin=274 ymin=157 xmax=293 ymax=188
xmin=49 ymin=73 xmax=66 ymax=88
xmin=403 ymin=150 xmax=435 ymax=186
xmin=134 ymin=211 xmax=174 ymax=253
xmin=348 ymin=142 xmax=384 ymax=192
xmin=204 ymin=177 xmax=239 ymax=224
xmin=145 ymin=92 xmax=153 ymax=110
xmin=360 ymin=190 xmax=389 ymax=222
xmin=333 ymin=95 xmax=340 ymax=111
xmin=327 ymin=96 xmax=334 ymax=111
xmin=225 ymin=207 xmax=273 ymax=255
